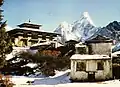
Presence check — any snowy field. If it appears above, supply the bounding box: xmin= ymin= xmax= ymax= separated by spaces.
xmin=11 ymin=70 xmax=120 ymax=87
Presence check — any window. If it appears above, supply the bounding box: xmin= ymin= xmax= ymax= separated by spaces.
xmin=97 ymin=61 xmax=104 ymax=70
xmin=23 ymin=31 xmax=28 ymax=38
xmin=32 ymin=32 xmax=38 ymax=39
xmin=42 ymin=34 xmax=46 ymax=40
xmin=76 ymin=47 xmax=86 ymax=54
xmin=49 ymin=35 xmax=53 ymax=40
xmin=76 ymin=62 xmax=86 ymax=71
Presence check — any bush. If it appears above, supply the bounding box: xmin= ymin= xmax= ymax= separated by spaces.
xmin=2 ymin=48 xmax=71 ymax=76
xmin=19 ymin=51 xmax=70 ymax=76
xmin=0 ymin=74 xmax=14 ymax=87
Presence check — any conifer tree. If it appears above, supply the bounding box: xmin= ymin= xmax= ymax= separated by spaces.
xmin=0 ymin=0 xmax=12 ymax=68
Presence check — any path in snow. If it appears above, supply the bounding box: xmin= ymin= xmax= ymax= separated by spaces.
xmin=33 ymin=70 xmax=70 ymax=85
xmin=12 ymin=70 xmax=120 ymax=87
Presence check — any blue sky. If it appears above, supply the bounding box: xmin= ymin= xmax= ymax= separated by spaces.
xmin=2 ymin=0 xmax=120 ymax=31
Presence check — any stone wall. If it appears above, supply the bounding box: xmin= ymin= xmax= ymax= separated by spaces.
xmin=87 ymin=43 xmax=112 ymax=55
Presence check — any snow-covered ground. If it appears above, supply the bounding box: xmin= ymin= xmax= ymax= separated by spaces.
xmin=11 ymin=70 xmax=120 ymax=87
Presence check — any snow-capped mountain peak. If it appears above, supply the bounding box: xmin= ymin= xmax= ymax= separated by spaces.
xmin=80 ymin=12 xmax=95 ymax=26
xmin=54 ymin=21 xmax=78 ymax=44
xmin=59 ymin=21 xmax=69 ymax=29
xmin=54 ymin=12 xmax=98 ymax=44
xmin=72 ymin=12 xmax=98 ymax=42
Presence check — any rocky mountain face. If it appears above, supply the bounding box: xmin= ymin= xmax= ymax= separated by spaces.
xmin=54 ymin=21 xmax=77 ymax=44
xmin=72 ymin=12 xmax=99 ymax=42
xmin=101 ymin=21 xmax=120 ymax=41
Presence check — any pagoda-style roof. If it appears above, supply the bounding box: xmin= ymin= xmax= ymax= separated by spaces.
xmin=7 ymin=28 xmax=60 ymax=37
xmin=7 ymin=22 xmax=61 ymax=38
xmin=17 ymin=23 xmax=42 ymax=29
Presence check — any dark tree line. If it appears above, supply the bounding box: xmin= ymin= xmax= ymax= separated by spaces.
xmin=0 ymin=0 xmax=12 ymax=69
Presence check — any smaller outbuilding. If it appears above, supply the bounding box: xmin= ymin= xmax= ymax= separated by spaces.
xmin=75 ymin=42 xmax=88 ymax=54
xmin=70 ymin=54 xmax=112 ymax=82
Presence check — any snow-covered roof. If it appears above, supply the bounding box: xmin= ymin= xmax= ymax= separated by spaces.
xmin=31 ymin=41 xmax=51 ymax=46
xmin=13 ymin=47 xmax=30 ymax=50
xmin=70 ymin=54 xmax=110 ymax=60
xmin=7 ymin=27 xmax=60 ymax=36
xmin=75 ymin=42 xmax=86 ymax=47
xmin=31 ymin=41 xmax=63 ymax=48
xmin=16 ymin=27 xmax=44 ymax=32
xmin=111 ymin=51 xmax=120 ymax=57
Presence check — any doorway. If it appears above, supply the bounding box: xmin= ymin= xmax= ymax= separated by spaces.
xmin=88 ymin=72 xmax=95 ymax=81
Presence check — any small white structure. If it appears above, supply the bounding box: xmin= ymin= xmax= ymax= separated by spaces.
xmin=75 ymin=42 xmax=88 ymax=54
xmin=70 ymin=54 xmax=112 ymax=81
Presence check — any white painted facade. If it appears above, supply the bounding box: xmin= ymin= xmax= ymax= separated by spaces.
xmin=70 ymin=54 xmax=112 ymax=81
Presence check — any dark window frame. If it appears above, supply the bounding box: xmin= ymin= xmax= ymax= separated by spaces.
xmin=76 ymin=61 xmax=86 ymax=71
xmin=97 ymin=61 xmax=104 ymax=70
